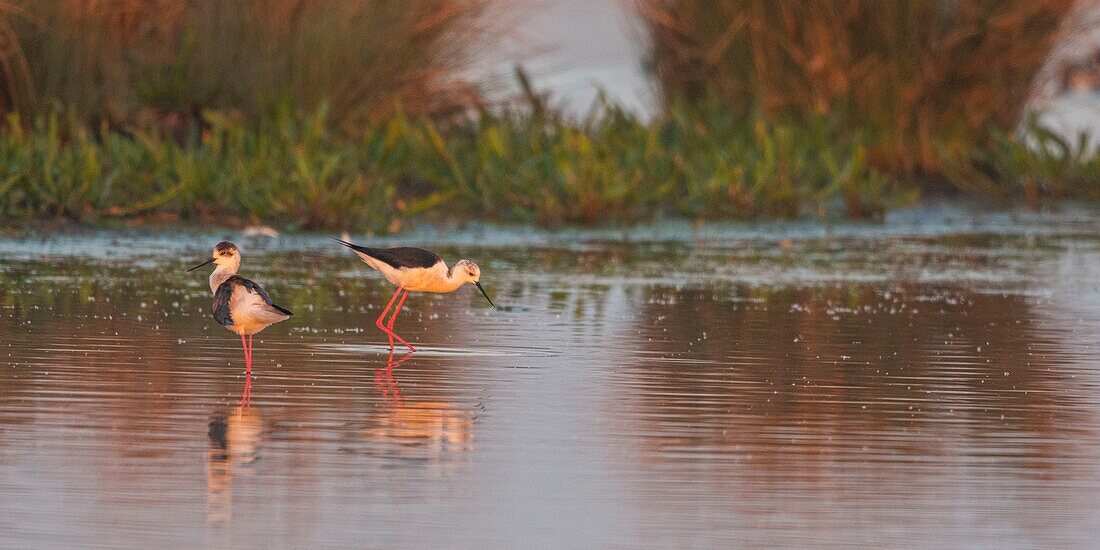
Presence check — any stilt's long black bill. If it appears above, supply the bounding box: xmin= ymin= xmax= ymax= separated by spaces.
xmin=187 ymin=257 xmax=215 ymax=272
xmin=475 ymin=282 xmax=496 ymax=309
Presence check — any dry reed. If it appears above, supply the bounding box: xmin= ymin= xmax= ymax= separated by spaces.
xmin=638 ymin=0 xmax=1074 ymax=177
xmin=0 ymin=0 xmax=488 ymax=130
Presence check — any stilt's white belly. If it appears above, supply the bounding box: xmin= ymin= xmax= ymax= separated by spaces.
xmin=369 ymin=260 xmax=454 ymax=292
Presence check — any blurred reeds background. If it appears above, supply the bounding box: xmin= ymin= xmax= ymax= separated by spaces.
xmin=0 ymin=0 xmax=487 ymax=129
xmin=0 ymin=0 xmax=1095 ymax=231
xmin=639 ymin=0 xmax=1073 ymax=177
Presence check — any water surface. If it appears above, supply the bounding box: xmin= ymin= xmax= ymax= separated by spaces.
xmin=2 ymin=206 xmax=1099 ymax=547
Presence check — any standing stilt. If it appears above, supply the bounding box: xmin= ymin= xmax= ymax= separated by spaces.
xmin=190 ymin=241 xmax=291 ymax=409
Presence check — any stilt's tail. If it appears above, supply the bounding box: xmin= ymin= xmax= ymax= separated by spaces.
xmin=330 ymin=237 xmax=370 ymax=254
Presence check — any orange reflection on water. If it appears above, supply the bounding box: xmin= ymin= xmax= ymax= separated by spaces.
xmin=364 ymin=351 xmax=474 ymax=455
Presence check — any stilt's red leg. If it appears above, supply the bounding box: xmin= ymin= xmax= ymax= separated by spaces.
xmin=240 ymin=334 xmax=251 ymax=375
xmin=376 ymin=287 xmax=415 ymax=352
xmin=239 ymin=333 xmax=252 ymax=407
xmin=385 ymin=289 xmax=415 ymax=352
xmin=385 ymin=290 xmax=407 ymax=327
xmin=376 ymin=287 xmax=403 ymax=348
xmin=387 ymin=290 xmax=409 ymax=330
xmin=388 ymin=330 xmax=415 ymax=353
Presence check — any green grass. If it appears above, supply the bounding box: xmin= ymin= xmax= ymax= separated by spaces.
xmin=942 ymin=119 xmax=1100 ymax=205
xmin=0 ymin=106 xmax=409 ymax=230
xmin=0 ymin=99 xmax=1094 ymax=232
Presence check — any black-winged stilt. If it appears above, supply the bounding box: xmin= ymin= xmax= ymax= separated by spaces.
xmin=188 ymin=241 xmax=293 ymax=401
xmin=332 ymin=238 xmax=494 ymax=352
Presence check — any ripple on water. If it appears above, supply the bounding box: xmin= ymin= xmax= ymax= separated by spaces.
xmin=313 ymin=342 xmax=562 ymax=358
xmin=1 ymin=216 xmax=1100 ymax=547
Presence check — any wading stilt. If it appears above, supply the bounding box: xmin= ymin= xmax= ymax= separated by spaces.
xmin=333 ymin=238 xmax=494 ymax=354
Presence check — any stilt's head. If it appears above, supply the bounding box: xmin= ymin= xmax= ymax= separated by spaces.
xmin=452 ymin=259 xmax=494 ymax=308
xmin=452 ymin=259 xmax=481 ymax=283
xmin=187 ymin=241 xmax=242 ymax=274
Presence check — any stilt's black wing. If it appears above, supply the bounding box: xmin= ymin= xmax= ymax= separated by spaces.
xmin=212 ymin=276 xmax=293 ymax=326
xmin=332 ymin=238 xmax=441 ymax=269
xmin=212 ymin=279 xmax=235 ymax=326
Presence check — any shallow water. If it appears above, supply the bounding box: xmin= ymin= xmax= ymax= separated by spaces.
xmin=2 ymin=206 xmax=1100 ymax=548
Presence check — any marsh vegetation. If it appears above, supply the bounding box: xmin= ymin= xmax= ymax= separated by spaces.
xmin=0 ymin=0 xmax=1094 ymax=231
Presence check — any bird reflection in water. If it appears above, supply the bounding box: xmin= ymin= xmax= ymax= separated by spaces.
xmin=363 ymin=349 xmax=475 ymax=456
xmin=239 ymin=373 xmax=252 ymax=408
xmin=206 ymin=406 xmax=262 ymax=524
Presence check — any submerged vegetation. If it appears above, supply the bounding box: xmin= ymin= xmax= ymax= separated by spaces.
xmin=0 ymin=1 xmax=1095 ymax=231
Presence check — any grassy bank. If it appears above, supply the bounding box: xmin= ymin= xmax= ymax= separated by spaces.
xmin=0 ymin=102 xmax=1094 ymax=233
